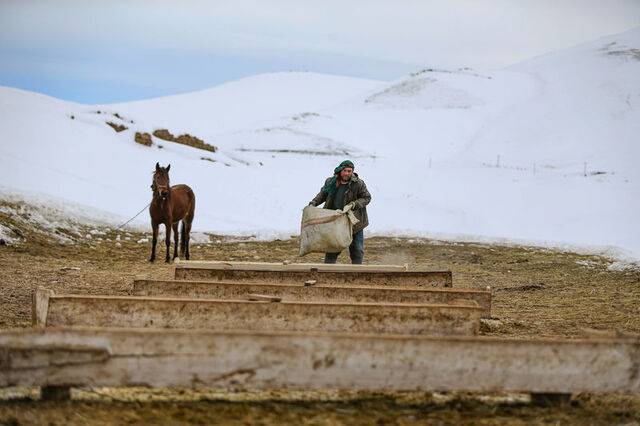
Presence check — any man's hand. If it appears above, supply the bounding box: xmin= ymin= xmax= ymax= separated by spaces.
xmin=308 ymin=202 xmax=316 ymax=206
xmin=342 ymin=201 xmax=356 ymax=213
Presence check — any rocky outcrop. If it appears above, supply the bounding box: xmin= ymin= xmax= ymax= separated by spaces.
xmin=152 ymin=128 xmax=217 ymax=152
xmin=107 ymin=122 xmax=128 ymax=132
xmin=176 ymin=134 xmax=216 ymax=152
xmin=152 ymin=129 xmax=175 ymax=141
xmin=134 ymin=132 xmax=153 ymax=147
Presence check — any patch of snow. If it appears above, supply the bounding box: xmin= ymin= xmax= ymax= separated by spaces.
xmin=607 ymin=261 xmax=640 ymax=272
xmin=364 ymin=74 xmax=485 ymax=110
xmin=575 ymin=259 xmax=599 ymax=268
xmin=0 ymin=224 xmax=21 ymax=245
xmin=0 ymin=28 xmax=638 ymax=260
xmin=189 ymin=232 xmax=212 ymax=244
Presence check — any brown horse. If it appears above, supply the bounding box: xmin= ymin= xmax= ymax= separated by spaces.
xmin=149 ymin=163 xmax=196 ymax=263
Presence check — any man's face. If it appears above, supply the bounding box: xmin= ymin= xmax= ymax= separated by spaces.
xmin=339 ymin=167 xmax=353 ymax=182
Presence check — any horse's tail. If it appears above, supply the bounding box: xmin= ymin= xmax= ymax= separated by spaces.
xmin=181 ymin=187 xmax=195 ymax=258
xmin=188 ymin=187 xmax=195 ymax=219
xmin=180 ymin=221 xmax=186 ymax=255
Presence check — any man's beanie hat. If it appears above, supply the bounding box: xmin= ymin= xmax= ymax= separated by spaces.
xmin=323 ymin=160 xmax=355 ymax=196
xmin=334 ymin=160 xmax=355 ymax=175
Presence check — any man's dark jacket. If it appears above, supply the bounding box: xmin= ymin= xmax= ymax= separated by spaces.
xmin=309 ymin=173 xmax=371 ymax=234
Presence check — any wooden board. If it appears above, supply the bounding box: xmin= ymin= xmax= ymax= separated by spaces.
xmin=133 ymin=279 xmax=491 ymax=317
xmin=1 ymin=328 xmax=639 ymax=393
xmin=32 ymin=288 xmax=481 ymax=336
xmin=175 ymin=260 xmax=409 ymax=272
xmin=174 ymin=262 xmax=453 ymax=287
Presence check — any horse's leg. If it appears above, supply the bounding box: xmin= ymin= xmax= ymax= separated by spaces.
xmin=164 ymin=221 xmax=172 ymax=263
xmin=184 ymin=220 xmax=192 ymax=260
xmin=172 ymin=222 xmax=179 ymax=260
xmin=185 ymin=193 xmax=195 ymax=260
xmin=149 ymin=221 xmax=159 ymax=262
xmin=180 ymin=221 xmax=186 ymax=257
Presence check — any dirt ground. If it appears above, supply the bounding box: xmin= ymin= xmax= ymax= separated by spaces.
xmin=1 ymin=218 xmax=639 ymax=424
xmin=1 ymin=393 xmax=639 ymax=426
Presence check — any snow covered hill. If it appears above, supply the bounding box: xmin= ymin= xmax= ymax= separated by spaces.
xmin=1 ymin=27 xmax=639 ymax=260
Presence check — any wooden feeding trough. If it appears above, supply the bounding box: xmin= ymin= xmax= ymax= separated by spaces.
xmin=2 ymin=328 xmax=638 ymax=396
xmin=132 ymin=278 xmax=492 ymax=317
xmin=173 ymin=260 xmax=453 ymax=287
xmin=32 ymin=288 xmax=482 ymax=336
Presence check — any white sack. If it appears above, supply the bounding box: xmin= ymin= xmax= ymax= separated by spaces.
xmin=299 ymin=205 xmax=359 ymax=256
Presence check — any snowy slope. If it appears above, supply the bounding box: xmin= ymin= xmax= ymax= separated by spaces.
xmin=277 ymin=28 xmax=640 ymax=257
xmin=0 ymin=73 xmax=384 ymax=239
xmin=108 ymin=72 xmax=385 ymax=136
xmin=0 ymin=29 xmax=639 ymax=259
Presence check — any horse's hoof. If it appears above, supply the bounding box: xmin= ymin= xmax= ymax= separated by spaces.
xmin=165 ymin=259 xmax=171 ymax=264
xmin=149 ymin=257 xmax=155 ymax=263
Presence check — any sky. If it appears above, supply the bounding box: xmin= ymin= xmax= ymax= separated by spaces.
xmin=1 ymin=0 xmax=639 ymax=104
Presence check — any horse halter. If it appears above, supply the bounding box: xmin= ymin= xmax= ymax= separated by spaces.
xmin=152 ymin=172 xmax=170 ymax=198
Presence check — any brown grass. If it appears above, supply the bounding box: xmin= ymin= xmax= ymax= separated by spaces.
xmin=1 ymin=213 xmax=639 ymax=422
xmin=0 ymin=391 xmax=638 ymax=425
xmin=1 ymin=224 xmax=639 ymax=335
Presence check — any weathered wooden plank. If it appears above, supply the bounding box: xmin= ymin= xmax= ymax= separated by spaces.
xmin=132 ymin=279 xmax=491 ymax=317
xmin=246 ymin=294 xmax=282 ymax=302
xmin=1 ymin=328 xmax=639 ymax=393
xmin=174 ymin=262 xmax=453 ymax=287
xmin=31 ymin=288 xmax=52 ymax=328
xmin=174 ymin=260 xmax=409 ymax=272
xmin=33 ymin=289 xmax=481 ymax=336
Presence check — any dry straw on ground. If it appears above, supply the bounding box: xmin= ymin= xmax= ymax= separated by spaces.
xmin=1 ymin=201 xmax=639 ymax=423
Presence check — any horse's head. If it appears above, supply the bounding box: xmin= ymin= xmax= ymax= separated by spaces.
xmin=152 ymin=162 xmax=171 ymax=200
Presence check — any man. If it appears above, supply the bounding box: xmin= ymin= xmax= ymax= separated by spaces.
xmin=309 ymin=160 xmax=371 ymax=264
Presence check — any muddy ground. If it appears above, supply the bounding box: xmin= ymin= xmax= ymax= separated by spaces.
xmin=1 ymin=218 xmax=639 ymax=424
